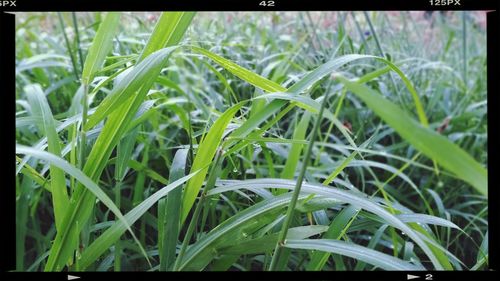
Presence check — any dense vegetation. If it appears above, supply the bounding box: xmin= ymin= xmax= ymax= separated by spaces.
xmin=15 ymin=11 xmax=488 ymax=271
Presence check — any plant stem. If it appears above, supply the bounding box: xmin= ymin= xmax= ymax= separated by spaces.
xmin=268 ymin=90 xmax=331 ymax=271
xmin=462 ymin=11 xmax=467 ymax=93
xmin=72 ymin=12 xmax=85 ymax=73
xmin=57 ymin=12 xmax=80 ymax=81
xmin=78 ymin=84 xmax=89 ymax=169
xmin=114 ymin=180 xmax=122 ymax=271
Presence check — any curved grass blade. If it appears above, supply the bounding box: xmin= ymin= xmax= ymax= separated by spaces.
xmin=220 ymin=225 xmax=329 ymax=255
xmin=189 ymin=46 xmax=284 ymax=92
xmin=177 ymin=193 xmax=309 ymax=270
xmin=285 ymin=239 xmax=425 ymax=271
xmin=25 ymin=84 xmax=69 ymax=231
xmin=209 ymin=179 xmax=444 ymax=269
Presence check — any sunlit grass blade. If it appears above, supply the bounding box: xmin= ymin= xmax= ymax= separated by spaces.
xmin=85 ymin=47 xmax=178 ymax=130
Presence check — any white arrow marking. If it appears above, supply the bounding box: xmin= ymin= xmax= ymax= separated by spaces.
xmin=407 ymin=274 xmax=420 ymax=280
xmin=68 ymin=275 xmax=81 ymax=280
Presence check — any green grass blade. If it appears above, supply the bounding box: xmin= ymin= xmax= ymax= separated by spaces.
xmin=180 ymin=102 xmax=246 ymax=224
xmin=280 ymin=111 xmax=312 ymax=179
xmin=81 ymin=13 xmax=120 ymax=85
xmin=85 ymin=47 xmax=178 ymax=130
xmin=25 ymin=84 xmax=69 ymax=231
xmin=220 ymin=226 xmax=329 ymax=255
xmin=209 ymin=179 xmax=444 ymax=269
xmin=159 ymin=149 xmax=189 ymax=270
xmin=285 ymin=239 xmax=424 ymax=270
xmin=39 ymin=12 xmax=195 ymax=271
xmin=189 ymin=46 xmax=285 ymax=92
xmin=306 ymin=205 xmax=359 ymax=270
xmin=115 ymin=128 xmax=138 ymax=181
xmin=337 ymin=76 xmax=487 ymax=195
xmin=138 ymin=12 xmax=195 ymax=62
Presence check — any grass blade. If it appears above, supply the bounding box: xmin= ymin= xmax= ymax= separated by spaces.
xmin=81 ymin=12 xmax=120 ymax=85
xmin=159 ymin=149 xmax=189 ymax=270
xmin=180 ymin=102 xmax=246 ymax=223
xmin=337 ymin=76 xmax=487 ymax=195
xmin=209 ymin=179 xmax=444 ymax=269
xmin=25 ymin=84 xmax=69 ymax=231
xmin=285 ymin=239 xmax=425 ymax=270
xmin=138 ymin=12 xmax=195 ymax=61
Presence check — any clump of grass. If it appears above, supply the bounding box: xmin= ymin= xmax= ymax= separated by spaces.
xmin=15 ymin=11 xmax=487 ymax=271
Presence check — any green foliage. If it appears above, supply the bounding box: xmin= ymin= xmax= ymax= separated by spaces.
xmin=15 ymin=11 xmax=487 ymax=272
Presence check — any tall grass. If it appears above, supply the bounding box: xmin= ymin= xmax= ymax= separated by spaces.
xmin=15 ymin=11 xmax=487 ymax=271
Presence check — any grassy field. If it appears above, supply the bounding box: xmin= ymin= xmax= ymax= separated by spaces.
xmin=15 ymin=11 xmax=488 ymax=271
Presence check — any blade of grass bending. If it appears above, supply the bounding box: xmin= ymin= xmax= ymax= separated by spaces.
xmin=25 ymin=84 xmax=69 ymax=231
xmin=209 ymin=180 xmax=447 ymax=269
xmin=230 ymin=54 xmax=368 ymax=140
xmin=269 ymin=90 xmax=331 ymax=271
xmin=336 ymin=76 xmax=487 ymax=195
xmin=78 ymin=168 xmax=201 ymax=270
xmin=227 ymin=53 xmax=428 ymax=162
xmin=16 ymin=156 xmax=51 ymax=192
xmin=285 ymin=239 xmax=424 ymax=271
xmin=177 ymin=193 xmax=310 ymax=271
xmin=189 ymin=46 xmax=284 ymax=92
xmin=15 ymin=145 xmax=142 ymax=271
